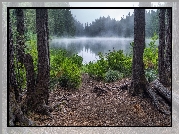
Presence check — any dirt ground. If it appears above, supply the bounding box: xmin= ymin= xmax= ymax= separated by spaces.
xmin=28 ymin=73 xmax=171 ymax=126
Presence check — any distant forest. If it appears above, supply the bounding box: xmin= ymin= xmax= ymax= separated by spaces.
xmin=75 ymin=10 xmax=159 ymax=38
xmin=49 ymin=9 xmax=159 ymax=38
xmin=10 ymin=9 xmax=159 ymax=39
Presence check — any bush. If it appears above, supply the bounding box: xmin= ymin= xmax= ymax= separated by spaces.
xmin=86 ymin=52 xmax=108 ymax=80
xmin=50 ymin=48 xmax=82 ymax=89
xmin=85 ymin=49 xmax=132 ymax=81
xmin=104 ymin=69 xmax=123 ymax=83
xmin=143 ymin=32 xmax=158 ymax=70
xmin=106 ymin=49 xmax=132 ymax=77
xmin=145 ymin=69 xmax=158 ymax=83
xmin=57 ymin=58 xmax=81 ymax=89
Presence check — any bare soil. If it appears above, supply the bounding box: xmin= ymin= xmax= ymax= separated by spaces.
xmin=28 ymin=73 xmax=171 ymax=126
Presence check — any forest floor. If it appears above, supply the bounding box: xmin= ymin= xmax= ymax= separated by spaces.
xmin=28 ymin=73 xmax=171 ymax=126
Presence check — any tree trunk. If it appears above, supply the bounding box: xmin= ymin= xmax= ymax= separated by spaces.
xmin=131 ymin=9 xmax=148 ymax=96
xmin=9 ymin=10 xmax=33 ymax=126
xmin=159 ymin=9 xmax=168 ymax=86
xmin=24 ymin=9 xmax=52 ymax=116
xmin=9 ymin=10 xmax=19 ymax=102
xmin=165 ymin=9 xmax=172 ymax=86
xmin=15 ymin=9 xmax=36 ymax=96
xmin=15 ymin=9 xmax=44 ymax=116
xmin=36 ymin=9 xmax=50 ymax=105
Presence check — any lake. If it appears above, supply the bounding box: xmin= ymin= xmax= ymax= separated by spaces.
xmin=50 ymin=37 xmax=156 ymax=64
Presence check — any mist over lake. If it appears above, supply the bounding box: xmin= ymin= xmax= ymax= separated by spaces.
xmin=50 ymin=37 xmax=157 ymax=64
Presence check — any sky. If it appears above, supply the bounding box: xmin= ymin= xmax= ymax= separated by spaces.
xmin=69 ymin=2 xmax=161 ymax=25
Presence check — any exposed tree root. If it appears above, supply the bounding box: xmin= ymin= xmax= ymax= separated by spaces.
xmin=146 ymin=79 xmax=171 ymax=115
xmin=9 ymin=88 xmax=34 ymax=126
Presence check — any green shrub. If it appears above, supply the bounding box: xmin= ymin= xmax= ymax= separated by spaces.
xmin=57 ymin=58 xmax=81 ymax=89
xmin=104 ymin=69 xmax=123 ymax=82
xmin=70 ymin=54 xmax=83 ymax=68
xmin=85 ymin=49 xmax=132 ymax=80
xmin=106 ymin=50 xmax=132 ymax=77
xmin=50 ymin=48 xmax=82 ymax=89
xmin=145 ymin=69 xmax=158 ymax=83
xmin=86 ymin=52 xmax=108 ymax=80
xmin=143 ymin=32 xmax=158 ymax=70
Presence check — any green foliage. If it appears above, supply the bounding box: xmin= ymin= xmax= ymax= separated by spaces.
xmin=70 ymin=54 xmax=83 ymax=68
xmin=143 ymin=32 xmax=159 ymax=82
xmin=106 ymin=49 xmax=132 ymax=77
xmin=85 ymin=52 xmax=108 ymax=80
xmin=50 ymin=48 xmax=82 ymax=89
xmin=48 ymin=9 xmax=75 ymax=37
xmin=104 ymin=69 xmax=123 ymax=82
xmin=25 ymin=34 xmax=38 ymax=72
xmin=145 ymin=69 xmax=158 ymax=83
xmin=85 ymin=49 xmax=132 ymax=81
xmin=14 ymin=62 xmax=27 ymax=90
xmin=143 ymin=32 xmax=158 ymax=70
xmin=57 ymin=58 xmax=81 ymax=89
xmin=13 ymin=34 xmax=38 ymax=90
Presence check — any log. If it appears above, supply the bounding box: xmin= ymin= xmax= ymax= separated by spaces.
xmin=146 ymin=79 xmax=171 ymax=115
xmin=151 ymin=79 xmax=171 ymax=104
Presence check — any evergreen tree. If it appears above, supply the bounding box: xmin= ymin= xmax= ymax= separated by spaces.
xmin=36 ymin=9 xmax=50 ymax=105
xmin=131 ymin=9 xmax=148 ymax=96
xmin=158 ymin=9 xmax=167 ymax=85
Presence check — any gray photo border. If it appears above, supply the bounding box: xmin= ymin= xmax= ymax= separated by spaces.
xmin=2 ymin=1 xmax=179 ymax=134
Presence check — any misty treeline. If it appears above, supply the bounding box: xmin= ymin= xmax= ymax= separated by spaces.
xmin=10 ymin=8 xmax=159 ymax=39
xmin=76 ymin=10 xmax=158 ymax=38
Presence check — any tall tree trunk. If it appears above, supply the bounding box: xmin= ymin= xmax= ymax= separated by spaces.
xmin=159 ymin=9 xmax=167 ymax=86
xmin=9 ymin=10 xmax=33 ymax=126
xmin=21 ymin=9 xmax=52 ymax=116
xmin=131 ymin=9 xmax=148 ymax=96
xmin=36 ymin=9 xmax=50 ymax=105
xmin=165 ymin=8 xmax=172 ymax=86
xmin=9 ymin=9 xmax=19 ymax=102
xmin=15 ymin=9 xmax=36 ymax=95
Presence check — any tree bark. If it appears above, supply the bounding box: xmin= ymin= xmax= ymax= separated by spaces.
xmin=36 ymin=9 xmax=50 ymax=105
xmin=146 ymin=79 xmax=171 ymax=115
xmin=9 ymin=10 xmax=19 ymax=102
xmin=24 ymin=9 xmax=52 ymax=116
xmin=15 ymin=9 xmax=36 ymax=96
xmin=9 ymin=10 xmax=34 ymax=126
xmin=131 ymin=9 xmax=148 ymax=96
xmin=151 ymin=79 xmax=171 ymax=104
xmin=159 ymin=9 xmax=168 ymax=86
xmin=165 ymin=9 xmax=172 ymax=86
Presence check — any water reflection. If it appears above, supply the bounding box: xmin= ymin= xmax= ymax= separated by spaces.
xmin=50 ymin=37 xmax=156 ymax=64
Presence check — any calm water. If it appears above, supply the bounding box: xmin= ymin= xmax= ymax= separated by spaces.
xmin=50 ymin=37 xmax=156 ymax=64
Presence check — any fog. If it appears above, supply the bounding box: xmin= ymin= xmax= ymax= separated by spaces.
xmin=50 ymin=37 xmax=156 ymax=64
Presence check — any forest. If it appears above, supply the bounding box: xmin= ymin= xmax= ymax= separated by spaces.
xmin=8 ymin=2 xmax=172 ymax=126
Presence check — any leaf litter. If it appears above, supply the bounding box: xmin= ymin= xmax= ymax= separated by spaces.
xmin=28 ymin=73 xmax=171 ymax=126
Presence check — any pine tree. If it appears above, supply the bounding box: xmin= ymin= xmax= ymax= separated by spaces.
xmin=131 ymin=9 xmax=148 ymax=96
